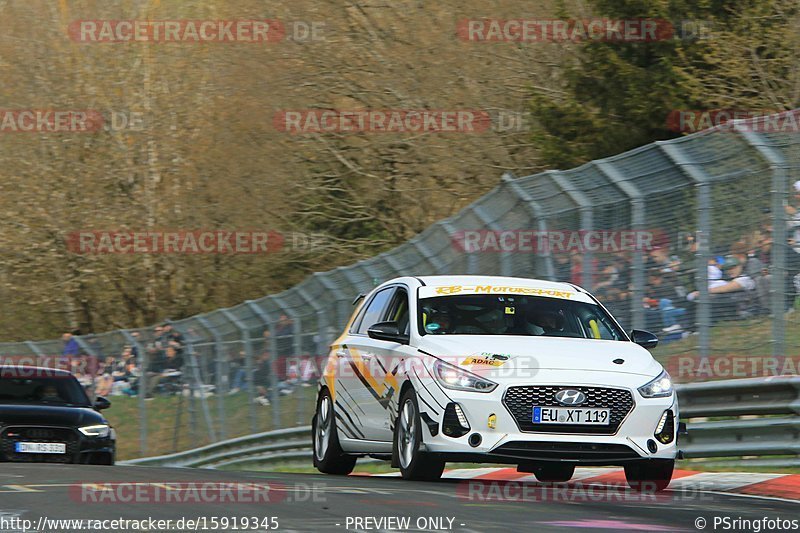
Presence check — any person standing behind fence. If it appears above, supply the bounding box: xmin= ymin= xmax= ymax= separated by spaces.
xmin=786 ymin=181 xmax=800 ymax=310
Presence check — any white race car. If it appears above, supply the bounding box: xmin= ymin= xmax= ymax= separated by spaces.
xmin=312 ymin=276 xmax=679 ymax=490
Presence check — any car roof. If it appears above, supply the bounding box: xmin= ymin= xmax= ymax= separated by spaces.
xmin=0 ymin=365 xmax=73 ymax=377
xmin=414 ymin=275 xmax=581 ymax=293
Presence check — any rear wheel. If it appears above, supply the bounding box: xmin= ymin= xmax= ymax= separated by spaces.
xmin=624 ymin=459 xmax=674 ymax=492
xmin=532 ymin=463 xmax=574 ymax=483
xmin=394 ymin=388 xmax=445 ymax=481
xmin=312 ymin=389 xmax=356 ymax=475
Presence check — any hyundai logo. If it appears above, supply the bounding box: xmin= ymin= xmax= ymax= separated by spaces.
xmin=555 ymin=389 xmax=586 ymax=406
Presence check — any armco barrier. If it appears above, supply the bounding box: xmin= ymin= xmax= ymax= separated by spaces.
xmin=122 ymin=377 xmax=800 ymax=469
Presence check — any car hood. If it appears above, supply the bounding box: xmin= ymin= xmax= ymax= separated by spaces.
xmin=417 ymin=335 xmax=662 ymax=378
xmin=0 ymin=404 xmax=106 ymax=428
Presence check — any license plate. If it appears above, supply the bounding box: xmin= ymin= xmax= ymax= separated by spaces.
xmin=532 ymin=406 xmax=610 ymax=425
xmin=14 ymin=442 xmax=66 ymax=454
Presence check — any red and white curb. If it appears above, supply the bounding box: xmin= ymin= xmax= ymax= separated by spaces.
xmin=357 ymin=467 xmax=800 ymax=501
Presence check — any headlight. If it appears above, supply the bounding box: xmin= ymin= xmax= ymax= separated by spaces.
xmin=79 ymin=424 xmax=110 ymax=438
xmin=638 ymin=370 xmax=673 ymax=398
xmin=433 ymin=359 xmax=497 ymax=393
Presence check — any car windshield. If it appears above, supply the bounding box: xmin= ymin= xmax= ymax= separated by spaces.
xmin=418 ymin=294 xmax=626 ymax=340
xmin=0 ymin=374 xmax=91 ymax=407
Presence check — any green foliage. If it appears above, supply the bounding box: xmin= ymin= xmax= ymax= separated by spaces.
xmin=530 ymin=0 xmax=800 ymax=167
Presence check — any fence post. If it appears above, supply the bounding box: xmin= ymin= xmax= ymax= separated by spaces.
xmin=594 ymin=160 xmax=646 ymax=330
xmin=196 ymin=316 xmax=225 ymax=440
xmin=659 ymin=142 xmax=712 ymax=357
xmin=122 ymin=330 xmax=147 ymax=456
xmin=24 ymin=341 xmax=45 ymax=368
xmin=547 ymin=170 xmax=594 ymax=291
xmin=502 ymin=172 xmax=556 ymax=280
xmin=183 ymin=339 xmax=217 ymax=442
xmin=472 ymin=200 xmax=512 ymax=276
xmin=221 ymin=309 xmax=257 ymax=434
xmin=736 ymin=128 xmax=789 ymax=359
xmin=246 ymin=301 xmax=281 ymax=429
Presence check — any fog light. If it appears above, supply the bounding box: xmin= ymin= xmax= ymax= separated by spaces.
xmin=442 ymin=403 xmax=470 ymax=438
xmin=487 ymin=413 xmax=496 ymax=430
xmin=454 ymin=404 xmax=469 ymax=428
xmin=654 ymin=410 xmax=675 ymax=444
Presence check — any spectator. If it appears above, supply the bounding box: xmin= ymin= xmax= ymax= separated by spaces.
xmin=61 ymin=331 xmax=80 ymax=364
xmin=146 ymin=345 xmax=184 ymax=397
xmin=253 ymin=351 xmax=272 ymax=406
xmin=229 ymin=350 xmax=248 ymax=394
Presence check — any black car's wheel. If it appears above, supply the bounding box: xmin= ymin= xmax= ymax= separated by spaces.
xmin=393 ymin=388 xmax=445 ymax=481
xmin=624 ymin=459 xmax=674 ymax=492
xmin=533 ymin=463 xmax=575 ymax=483
xmin=312 ymin=389 xmax=356 ymax=475
xmin=91 ymin=452 xmax=115 ymax=466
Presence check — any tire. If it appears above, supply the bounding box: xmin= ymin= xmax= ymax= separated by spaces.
xmin=393 ymin=387 xmax=445 ymax=481
xmin=624 ymin=459 xmax=674 ymax=492
xmin=312 ymin=389 xmax=356 ymax=475
xmin=533 ymin=463 xmax=574 ymax=483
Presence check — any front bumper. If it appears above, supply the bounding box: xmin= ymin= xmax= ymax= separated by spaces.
xmin=422 ymin=378 xmax=678 ymax=466
xmin=0 ymin=425 xmax=116 ymax=464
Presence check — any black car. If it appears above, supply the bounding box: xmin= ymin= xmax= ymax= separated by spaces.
xmin=0 ymin=366 xmax=116 ymax=464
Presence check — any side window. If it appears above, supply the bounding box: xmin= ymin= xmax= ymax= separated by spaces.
xmin=355 ymin=288 xmax=395 ymax=335
xmin=385 ymin=288 xmax=410 ymax=335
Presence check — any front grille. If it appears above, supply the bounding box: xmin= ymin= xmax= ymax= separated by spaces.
xmin=503 ymin=385 xmax=634 ymax=435
xmin=1 ymin=426 xmax=79 ymax=463
xmin=492 ymin=441 xmax=640 ymax=461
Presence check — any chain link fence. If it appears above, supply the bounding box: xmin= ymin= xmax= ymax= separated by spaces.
xmin=1 ymin=111 xmax=798 ymax=459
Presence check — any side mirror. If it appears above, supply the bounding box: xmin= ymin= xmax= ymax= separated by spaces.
xmin=94 ymin=396 xmax=111 ymax=411
xmin=367 ymin=321 xmax=409 ymax=344
xmin=630 ymin=329 xmax=658 ymax=350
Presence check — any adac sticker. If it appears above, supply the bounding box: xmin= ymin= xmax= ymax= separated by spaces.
xmin=461 ymin=352 xmax=512 ymax=367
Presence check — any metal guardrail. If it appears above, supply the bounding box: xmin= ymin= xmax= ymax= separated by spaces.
xmin=122 ymin=426 xmax=312 ymax=469
xmin=677 ymin=376 xmax=800 ymax=462
xmin=122 ymin=377 xmax=800 ymax=469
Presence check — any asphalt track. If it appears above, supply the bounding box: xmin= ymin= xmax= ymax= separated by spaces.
xmin=0 ymin=464 xmax=798 ymax=532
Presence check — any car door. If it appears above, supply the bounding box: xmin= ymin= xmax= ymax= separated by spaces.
xmin=339 ymin=286 xmax=397 ymax=441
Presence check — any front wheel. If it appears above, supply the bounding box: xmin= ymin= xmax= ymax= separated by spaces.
xmin=312 ymin=389 xmax=356 ymax=475
xmin=624 ymin=459 xmax=674 ymax=492
xmin=394 ymin=388 xmax=445 ymax=481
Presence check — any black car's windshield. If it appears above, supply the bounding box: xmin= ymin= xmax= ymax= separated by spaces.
xmin=0 ymin=375 xmax=91 ymax=407
xmin=418 ymin=294 xmax=625 ymax=340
